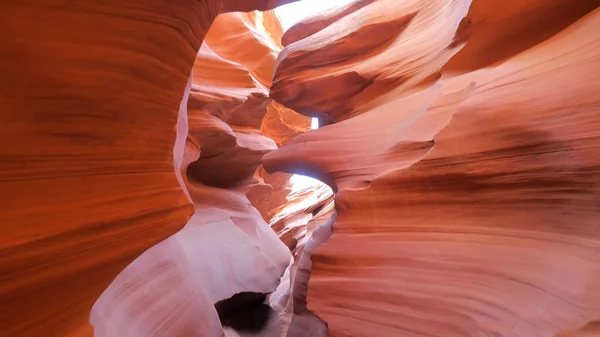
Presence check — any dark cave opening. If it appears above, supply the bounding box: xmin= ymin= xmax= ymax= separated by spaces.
xmin=214 ymin=292 xmax=275 ymax=333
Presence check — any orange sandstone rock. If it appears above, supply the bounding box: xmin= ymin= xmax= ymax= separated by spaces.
xmin=3 ymin=0 xmax=600 ymax=336
xmin=266 ymin=5 xmax=600 ymax=337
xmin=0 ymin=1 xmax=301 ymax=336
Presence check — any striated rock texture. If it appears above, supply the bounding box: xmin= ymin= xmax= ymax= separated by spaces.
xmin=271 ymin=0 xmax=600 ymax=122
xmin=271 ymin=0 xmax=473 ymax=122
xmin=0 ymin=1 xmax=301 ymax=336
xmin=2 ymin=0 xmax=600 ymax=337
xmin=265 ymin=1 xmax=600 ymax=337
xmin=91 ymin=9 xmax=302 ymax=337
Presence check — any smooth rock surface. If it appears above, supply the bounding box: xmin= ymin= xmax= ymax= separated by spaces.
xmin=3 ymin=0 xmax=600 ymax=336
xmin=0 ymin=1 xmax=301 ymax=336
xmin=266 ymin=3 xmax=600 ymax=336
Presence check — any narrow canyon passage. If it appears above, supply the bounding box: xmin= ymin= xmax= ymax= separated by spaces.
xmin=1 ymin=0 xmax=600 ymax=337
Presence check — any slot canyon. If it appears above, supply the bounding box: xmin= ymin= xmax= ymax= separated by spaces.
xmin=1 ymin=0 xmax=600 ymax=336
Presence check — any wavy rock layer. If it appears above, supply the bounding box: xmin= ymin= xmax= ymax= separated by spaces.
xmin=0 ymin=2 xmax=207 ymax=335
xmin=265 ymin=1 xmax=600 ymax=337
xmin=271 ymin=0 xmax=473 ymax=122
xmin=91 ymin=9 xmax=306 ymax=337
xmin=3 ymin=0 xmax=600 ymax=336
xmin=0 ymin=1 xmax=301 ymax=336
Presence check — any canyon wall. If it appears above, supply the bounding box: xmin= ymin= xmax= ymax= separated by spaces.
xmin=0 ymin=1 xmax=301 ymax=336
xmin=91 ymin=10 xmax=319 ymax=337
xmin=1 ymin=0 xmax=599 ymax=336
xmin=265 ymin=0 xmax=600 ymax=336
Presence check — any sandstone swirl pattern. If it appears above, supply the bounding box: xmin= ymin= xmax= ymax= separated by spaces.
xmin=1 ymin=0 xmax=599 ymax=336
xmin=264 ymin=1 xmax=600 ymax=336
xmin=0 ymin=1 xmax=301 ymax=336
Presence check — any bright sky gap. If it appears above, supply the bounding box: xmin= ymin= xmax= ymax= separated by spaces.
xmin=275 ymin=0 xmax=354 ymax=30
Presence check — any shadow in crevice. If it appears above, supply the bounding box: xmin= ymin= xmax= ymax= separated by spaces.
xmin=215 ymin=292 xmax=275 ymax=333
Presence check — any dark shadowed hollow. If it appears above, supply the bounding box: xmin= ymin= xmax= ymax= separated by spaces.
xmin=215 ymin=292 xmax=275 ymax=333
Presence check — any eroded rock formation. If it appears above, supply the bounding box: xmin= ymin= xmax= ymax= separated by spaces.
xmin=265 ymin=1 xmax=600 ymax=336
xmin=90 ymin=10 xmax=300 ymax=337
xmin=1 ymin=0 xmax=600 ymax=336
xmin=0 ymin=1 xmax=301 ymax=336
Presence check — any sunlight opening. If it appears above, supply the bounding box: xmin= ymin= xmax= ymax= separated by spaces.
xmin=311 ymin=117 xmax=319 ymax=130
xmin=275 ymin=0 xmax=355 ymax=31
xmin=289 ymin=173 xmax=323 ymax=193
xmin=290 ymin=120 xmax=319 ymax=190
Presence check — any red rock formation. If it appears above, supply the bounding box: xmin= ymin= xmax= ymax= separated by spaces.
xmin=91 ymin=9 xmax=306 ymax=337
xmin=269 ymin=182 xmax=333 ymax=250
xmin=442 ymin=0 xmax=600 ymax=73
xmin=557 ymin=322 xmax=600 ymax=337
xmin=270 ymin=0 xmax=474 ymax=121
xmin=272 ymin=210 xmax=334 ymax=337
xmin=265 ymin=2 xmax=600 ymax=336
xmin=3 ymin=0 xmax=600 ymax=336
xmin=0 ymin=1 xmax=301 ymax=336
xmin=262 ymin=101 xmax=311 ymax=146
